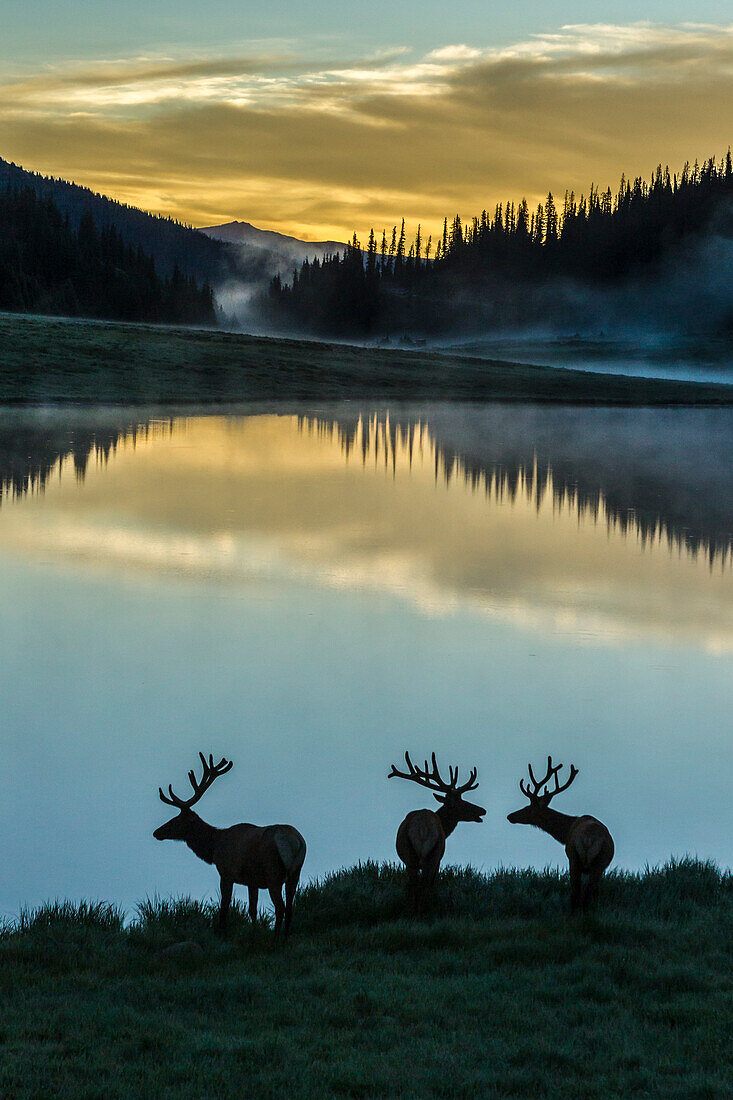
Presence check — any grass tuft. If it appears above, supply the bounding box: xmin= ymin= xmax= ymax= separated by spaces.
xmin=6 ymin=898 xmax=125 ymax=936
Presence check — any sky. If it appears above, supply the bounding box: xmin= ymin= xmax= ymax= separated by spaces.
xmin=2 ymin=3 xmax=733 ymax=240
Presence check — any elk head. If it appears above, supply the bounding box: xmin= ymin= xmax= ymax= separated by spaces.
xmin=507 ymin=755 xmax=578 ymax=824
xmin=154 ymin=752 xmax=233 ymax=840
xmin=388 ymin=751 xmax=486 ymax=823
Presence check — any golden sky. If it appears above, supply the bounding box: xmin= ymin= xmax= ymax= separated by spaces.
xmin=2 ymin=22 xmax=733 ymax=241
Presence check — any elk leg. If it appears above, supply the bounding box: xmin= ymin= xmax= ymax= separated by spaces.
xmin=406 ymin=867 xmax=420 ymax=915
xmin=569 ymin=859 xmax=583 ymax=915
xmin=586 ymin=871 xmax=602 ymax=910
xmin=248 ymin=885 xmax=259 ymax=924
xmin=282 ymin=875 xmax=299 ymax=941
xmin=423 ymin=861 xmax=440 ymax=891
xmin=414 ymin=875 xmax=424 ymax=919
xmin=268 ymin=882 xmax=285 ymax=944
xmin=219 ymin=876 xmax=233 ymax=933
xmin=418 ymin=851 xmax=442 ymax=918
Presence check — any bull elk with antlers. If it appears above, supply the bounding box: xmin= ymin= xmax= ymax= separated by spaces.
xmin=388 ymin=751 xmax=485 ymax=914
xmin=507 ymin=756 xmax=614 ymax=912
xmin=154 ymin=753 xmax=306 ymax=943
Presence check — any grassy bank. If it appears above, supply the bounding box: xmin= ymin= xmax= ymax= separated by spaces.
xmin=2 ymin=312 xmax=733 ymax=405
xmin=2 ymin=861 xmax=732 ymax=1099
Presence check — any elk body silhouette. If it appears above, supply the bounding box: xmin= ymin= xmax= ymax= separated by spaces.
xmin=154 ymin=753 xmax=306 ymax=942
xmin=507 ymin=756 xmax=614 ymax=912
xmin=389 ymin=752 xmax=485 ymax=914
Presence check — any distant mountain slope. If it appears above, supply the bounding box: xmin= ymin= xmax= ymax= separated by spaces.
xmin=0 ymin=188 xmax=217 ymax=326
xmin=200 ymin=220 xmax=344 ymax=266
xmin=0 ymin=157 xmax=234 ymax=283
xmin=198 ymin=221 xmax=347 ymax=325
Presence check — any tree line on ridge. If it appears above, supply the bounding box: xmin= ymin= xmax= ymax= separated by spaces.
xmin=0 ymin=187 xmax=217 ymax=326
xmin=266 ymin=153 xmax=733 ymax=337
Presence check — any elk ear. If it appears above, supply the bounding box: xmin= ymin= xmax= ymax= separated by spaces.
xmin=433 ymin=792 xmax=446 ymax=804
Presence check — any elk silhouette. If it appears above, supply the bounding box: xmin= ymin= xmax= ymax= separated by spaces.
xmin=507 ymin=756 xmax=614 ymax=912
xmin=154 ymin=752 xmax=306 ymax=942
xmin=389 ymin=751 xmax=485 ymax=914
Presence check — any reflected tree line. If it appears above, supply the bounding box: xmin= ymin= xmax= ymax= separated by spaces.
xmin=0 ymin=417 xmax=170 ymax=500
xmin=299 ymin=410 xmax=733 ymax=567
xmin=0 ymin=410 xmax=730 ymax=568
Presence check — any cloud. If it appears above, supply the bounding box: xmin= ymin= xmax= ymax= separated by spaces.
xmin=2 ymin=23 xmax=733 ymax=239
xmin=425 ymin=45 xmax=483 ymax=62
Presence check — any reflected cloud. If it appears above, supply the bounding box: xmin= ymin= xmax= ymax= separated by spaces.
xmin=0 ymin=411 xmax=731 ymax=652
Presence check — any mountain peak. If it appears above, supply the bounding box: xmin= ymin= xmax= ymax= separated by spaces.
xmin=199 ymin=220 xmax=344 ymax=256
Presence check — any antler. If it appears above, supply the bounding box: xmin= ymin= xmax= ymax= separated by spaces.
xmin=159 ymin=752 xmax=233 ymax=809
xmin=388 ymin=751 xmax=479 ymax=795
xmin=519 ymin=755 xmax=578 ymax=804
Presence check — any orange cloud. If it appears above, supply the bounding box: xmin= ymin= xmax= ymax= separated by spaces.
xmin=2 ymin=24 xmax=733 ymax=241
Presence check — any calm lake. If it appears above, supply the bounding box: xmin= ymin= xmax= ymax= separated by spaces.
xmin=1 ymin=403 xmax=732 ymax=917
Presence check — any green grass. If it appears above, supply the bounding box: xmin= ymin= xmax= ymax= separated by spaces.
xmin=1 ymin=311 xmax=732 ymax=405
xmin=1 ymin=860 xmax=732 ymax=1098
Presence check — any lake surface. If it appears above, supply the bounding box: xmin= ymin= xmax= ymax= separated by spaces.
xmin=1 ymin=403 xmax=732 ymax=918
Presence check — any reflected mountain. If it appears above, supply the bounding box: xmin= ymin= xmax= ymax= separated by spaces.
xmin=1 ymin=404 xmax=731 ymax=567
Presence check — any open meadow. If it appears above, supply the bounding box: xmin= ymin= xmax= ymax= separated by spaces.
xmin=2 ymin=312 xmax=733 ymax=406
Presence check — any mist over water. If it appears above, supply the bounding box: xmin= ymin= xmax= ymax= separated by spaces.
xmin=438 ymin=334 xmax=733 ymax=384
xmin=1 ymin=405 xmax=731 ymax=917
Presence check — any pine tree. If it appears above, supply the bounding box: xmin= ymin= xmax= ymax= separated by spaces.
xmin=366 ymin=228 xmax=377 ymax=277
xmin=394 ymin=218 xmax=406 ymax=272
xmin=544 ymin=193 xmax=558 ymax=244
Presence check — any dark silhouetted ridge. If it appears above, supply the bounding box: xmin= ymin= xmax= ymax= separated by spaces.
xmin=0 ymin=188 xmax=217 ymax=325
xmin=0 ymin=157 xmax=232 ymax=284
xmin=269 ymin=151 xmax=733 ymax=339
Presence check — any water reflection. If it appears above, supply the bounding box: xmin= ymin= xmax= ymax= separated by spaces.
xmin=3 ymin=405 xmax=732 ymax=564
xmin=0 ymin=406 xmax=731 ymax=915
xmin=0 ymin=410 xmax=147 ymax=498
xmin=2 ymin=410 xmax=731 ymax=648
xmin=303 ymin=407 xmax=733 ymax=565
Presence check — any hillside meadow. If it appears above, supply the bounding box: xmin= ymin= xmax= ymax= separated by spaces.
xmin=2 ymin=312 xmax=733 ymax=406
xmin=1 ymin=860 xmax=732 ymax=1099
